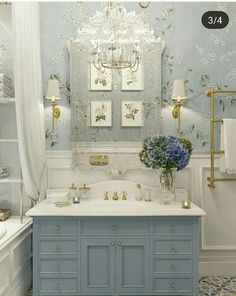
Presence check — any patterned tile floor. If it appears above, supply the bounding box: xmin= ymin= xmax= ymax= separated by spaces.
xmin=25 ymin=277 xmax=236 ymax=296
xmin=199 ymin=276 xmax=236 ymax=295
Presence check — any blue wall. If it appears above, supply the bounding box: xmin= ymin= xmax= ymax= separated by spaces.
xmin=40 ymin=2 xmax=236 ymax=151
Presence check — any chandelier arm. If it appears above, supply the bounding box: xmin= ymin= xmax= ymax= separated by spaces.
xmin=74 ymin=3 xmax=158 ymax=71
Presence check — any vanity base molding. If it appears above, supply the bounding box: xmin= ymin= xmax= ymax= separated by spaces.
xmin=32 ymin=216 xmax=199 ymax=296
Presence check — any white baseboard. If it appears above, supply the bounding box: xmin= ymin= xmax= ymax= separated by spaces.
xmin=200 ymin=261 xmax=236 ymax=276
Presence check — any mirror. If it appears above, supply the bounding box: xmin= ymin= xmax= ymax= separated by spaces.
xmin=70 ymin=42 xmax=163 ymax=142
xmin=69 ymin=3 xmax=164 ymax=172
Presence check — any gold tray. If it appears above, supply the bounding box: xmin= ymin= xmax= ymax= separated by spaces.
xmin=0 ymin=209 xmax=10 ymax=221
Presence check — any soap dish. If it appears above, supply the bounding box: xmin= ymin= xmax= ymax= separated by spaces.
xmin=0 ymin=209 xmax=10 ymax=221
xmin=55 ymin=201 xmax=71 ymax=208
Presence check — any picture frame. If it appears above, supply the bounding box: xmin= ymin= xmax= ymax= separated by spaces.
xmin=90 ymin=101 xmax=112 ymax=127
xmin=90 ymin=64 xmax=112 ymax=91
xmin=121 ymin=65 xmax=143 ymax=91
xmin=121 ymin=101 xmax=144 ymax=127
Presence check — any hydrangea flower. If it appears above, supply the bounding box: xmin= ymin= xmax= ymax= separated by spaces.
xmin=139 ymin=134 xmax=192 ymax=171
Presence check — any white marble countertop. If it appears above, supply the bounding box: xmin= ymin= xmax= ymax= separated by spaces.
xmin=26 ymin=199 xmax=206 ymax=217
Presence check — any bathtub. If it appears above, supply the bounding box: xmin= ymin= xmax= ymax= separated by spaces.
xmin=0 ymin=216 xmax=32 ymax=251
xmin=0 ymin=216 xmax=32 ymax=296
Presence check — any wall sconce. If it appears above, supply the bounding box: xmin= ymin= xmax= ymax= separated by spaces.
xmin=172 ymin=79 xmax=187 ymax=135
xmin=46 ymin=79 xmax=61 ymax=134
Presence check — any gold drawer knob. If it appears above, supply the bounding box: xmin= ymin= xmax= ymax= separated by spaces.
xmin=111 ymin=241 xmax=116 ymax=246
xmin=171 ymin=244 xmax=176 ymax=250
xmin=170 ymin=264 xmax=176 ymax=270
xmin=56 ymin=282 xmax=61 ymax=289
xmin=117 ymin=241 xmax=121 ymax=246
xmin=56 ymin=225 xmax=61 ymax=231
xmin=112 ymin=225 xmax=118 ymax=231
xmin=56 ymin=264 xmax=61 ymax=271
xmin=170 ymin=225 xmax=176 ymax=231
xmin=56 ymin=244 xmax=61 ymax=250
xmin=170 ymin=282 xmax=176 ymax=288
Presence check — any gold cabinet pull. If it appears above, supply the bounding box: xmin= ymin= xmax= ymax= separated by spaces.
xmin=56 ymin=282 xmax=61 ymax=289
xmin=56 ymin=225 xmax=61 ymax=231
xmin=56 ymin=244 xmax=61 ymax=250
xmin=171 ymin=244 xmax=176 ymax=250
xmin=170 ymin=282 xmax=176 ymax=288
xmin=112 ymin=225 xmax=118 ymax=231
xmin=170 ymin=263 xmax=176 ymax=270
xmin=111 ymin=241 xmax=116 ymax=246
xmin=170 ymin=225 xmax=176 ymax=231
xmin=117 ymin=241 xmax=121 ymax=246
xmin=56 ymin=263 xmax=61 ymax=271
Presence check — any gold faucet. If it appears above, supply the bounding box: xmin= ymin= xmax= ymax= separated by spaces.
xmin=104 ymin=191 xmax=109 ymax=200
xmin=112 ymin=191 xmax=119 ymax=201
xmin=122 ymin=191 xmax=127 ymax=200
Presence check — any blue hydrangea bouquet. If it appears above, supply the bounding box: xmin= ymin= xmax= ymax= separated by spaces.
xmin=139 ymin=134 xmax=192 ymax=171
xmin=139 ymin=134 xmax=192 ymax=203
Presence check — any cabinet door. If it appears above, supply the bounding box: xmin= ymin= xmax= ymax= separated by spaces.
xmin=81 ymin=238 xmax=115 ymax=294
xmin=116 ymin=237 xmax=150 ymax=294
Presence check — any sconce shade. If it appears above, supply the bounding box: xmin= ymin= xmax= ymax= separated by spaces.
xmin=46 ymin=79 xmax=60 ymax=100
xmin=172 ymin=79 xmax=187 ymax=101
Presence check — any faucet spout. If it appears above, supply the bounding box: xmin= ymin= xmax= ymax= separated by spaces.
xmin=112 ymin=192 xmax=119 ymax=201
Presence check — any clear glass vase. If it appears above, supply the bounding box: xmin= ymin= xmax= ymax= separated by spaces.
xmin=159 ymin=168 xmax=175 ymax=204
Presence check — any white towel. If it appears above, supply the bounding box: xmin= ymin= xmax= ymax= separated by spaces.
xmin=220 ymin=118 xmax=236 ymax=174
xmin=0 ymin=173 xmax=9 ymax=178
xmin=0 ymin=167 xmax=8 ymax=174
xmin=0 ymin=83 xmax=13 ymax=91
xmin=0 ymin=86 xmax=14 ymax=95
xmin=0 ymin=73 xmax=12 ymax=82
xmin=0 ymin=80 xmax=13 ymax=88
xmin=0 ymin=92 xmax=12 ymax=98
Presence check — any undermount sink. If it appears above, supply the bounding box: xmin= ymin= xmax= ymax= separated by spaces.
xmin=81 ymin=200 xmax=150 ymax=210
xmin=0 ymin=223 xmax=7 ymax=240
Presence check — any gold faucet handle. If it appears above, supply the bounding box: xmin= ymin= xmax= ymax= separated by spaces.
xmin=122 ymin=191 xmax=127 ymax=200
xmin=112 ymin=191 xmax=119 ymax=200
xmin=104 ymin=191 xmax=109 ymax=200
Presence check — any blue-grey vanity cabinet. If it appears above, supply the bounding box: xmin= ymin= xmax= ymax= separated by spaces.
xmin=81 ymin=236 xmax=150 ymax=294
xmin=32 ymin=216 xmax=200 ymax=296
xmin=33 ymin=218 xmax=79 ymax=295
xmin=115 ymin=237 xmax=150 ymax=293
xmin=81 ymin=237 xmax=116 ymax=294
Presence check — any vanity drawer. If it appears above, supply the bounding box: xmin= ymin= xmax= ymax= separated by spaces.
xmin=80 ymin=220 xmax=150 ymax=235
xmin=39 ymin=258 xmax=77 ymax=274
xmin=39 ymin=278 xmax=78 ymax=293
xmin=153 ymin=257 xmax=192 ymax=274
xmin=39 ymin=239 xmax=77 ymax=255
xmin=152 ymin=218 xmax=193 ymax=235
xmin=38 ymin=219 xmax=77 ymax=236
xmin=153 ymin=239 xmax=192 ymax=255
xmin=153 ymin=277 xmax=192 ymax=294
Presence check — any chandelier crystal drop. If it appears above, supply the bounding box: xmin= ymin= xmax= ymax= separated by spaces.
xmin=72 ymin=2 xmax=161 ymax=71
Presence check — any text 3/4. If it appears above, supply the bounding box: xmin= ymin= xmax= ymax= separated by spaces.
xmin=202 ymin=11 xmax=229 ymax=29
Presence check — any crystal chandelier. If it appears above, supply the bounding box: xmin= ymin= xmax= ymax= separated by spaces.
xmin=72 ymin=2 xmax=159 ymax=72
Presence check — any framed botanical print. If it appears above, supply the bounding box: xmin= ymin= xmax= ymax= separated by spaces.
xmin=121 ymin=101 xmax=143 ymax=127
xmin=121 ymin=65 xmax=143 ymax=91
xmin=90 ymin=101 xmax=112 ymax=127
xmin=90 ymin=64 xmax=112 ymax=91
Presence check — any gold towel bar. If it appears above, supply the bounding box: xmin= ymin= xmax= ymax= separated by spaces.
xmin=206 ymin=88 xmax=236 ymax=188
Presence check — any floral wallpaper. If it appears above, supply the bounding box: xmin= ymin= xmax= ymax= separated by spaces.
xmin=40 ymin=2 xmax=236 ymax=151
